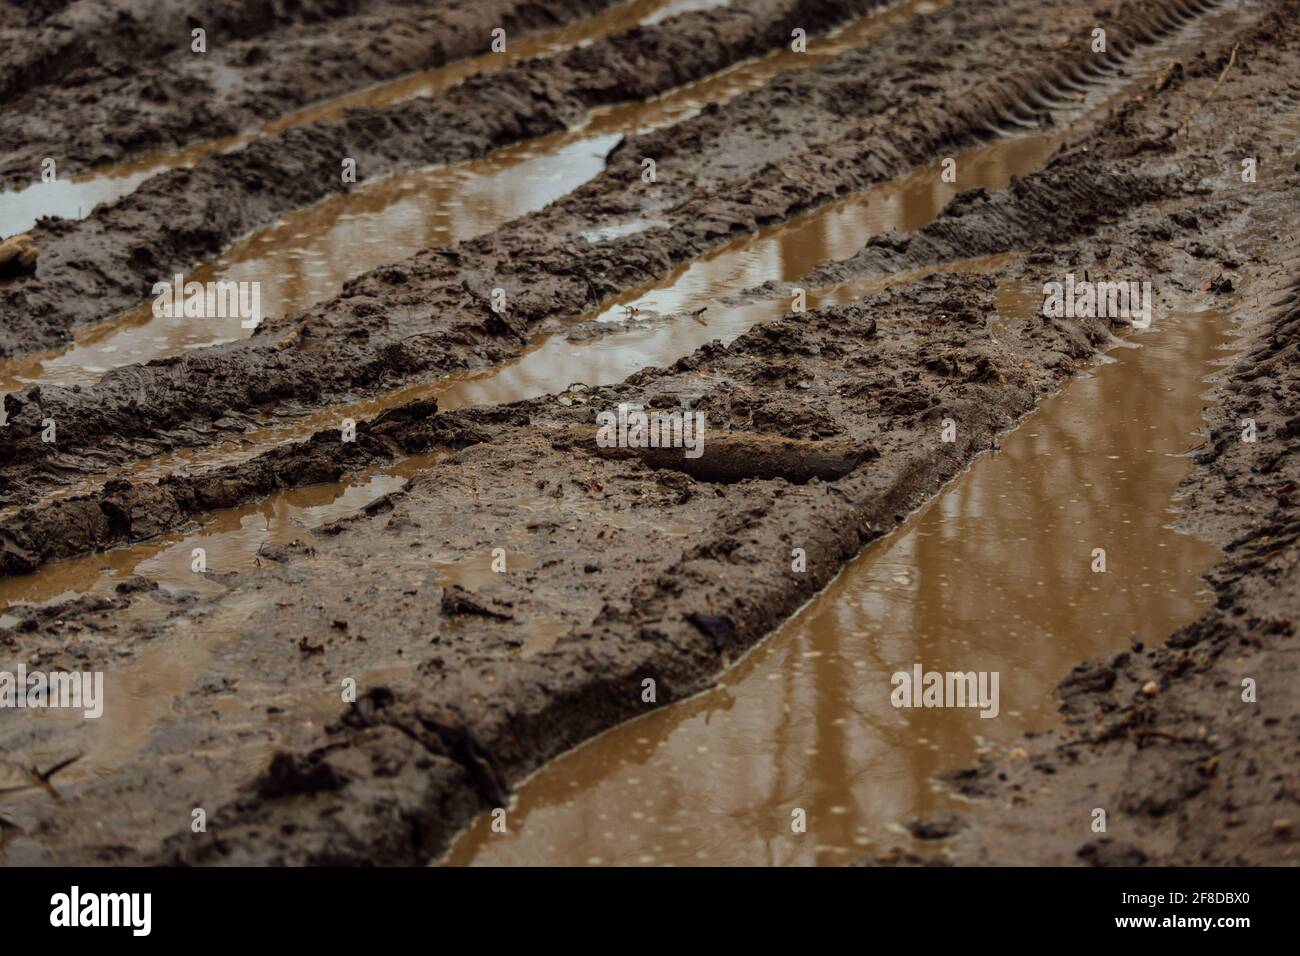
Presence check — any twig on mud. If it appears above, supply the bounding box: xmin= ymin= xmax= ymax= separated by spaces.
xmin=0 ymin=753 xmax=83 ymax=801
xmin=1177 ymin=42 xmax=1240 ymax=137
xmin=35 ymin=753 xmax=83 ymax=783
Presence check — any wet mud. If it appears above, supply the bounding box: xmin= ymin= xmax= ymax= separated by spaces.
xmin=0 ymin=0 xmax=890 ymax=357
xmin=0 ymin=0 xmax=643 ymax=186
xmin=0 ymin=127 xmax=1047 ymax=577
xmin=0 ymin=0 xmax=737 ymax=236
xmin=0 ymin=0 xmax=943 ymax=397
xmin=2 ymin=0 xmax=1297 ymax=868
xmin=0 ymin=265 xmax=1112 ymax=863
xmin=0 ymin=0 xmax=1219 ymax=509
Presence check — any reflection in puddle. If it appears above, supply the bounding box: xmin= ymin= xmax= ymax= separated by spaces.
xmin=445 ymin=301 xmax=1229 ymax=865
xmin=0 ymin=0 xmax=1239 ymax=846
xmin=0 ymin=0 xmax=732 ymax=237
xmin=0 ymin=453 xmax=440 ymax=608
xmin=0 ymin=0 xmax=945 ymax=398
xmin=23 ymin=128 xmax=1048 ymax=509
xmin=0 ymin=135 xmax=622 ymax=393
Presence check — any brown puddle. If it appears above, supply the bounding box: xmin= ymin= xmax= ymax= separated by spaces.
xmin=0 ymin=0 xmax=733 ymax=237
xmin=0 ymin=452 xmax=442 ymax=607
xmin=25 ymin=128 xmax=1052 ymax=506
xmin=1 ymin=1 xmax=1238 ymax=824
xmin=45 ymin=0 xmax=1234 ymax=492
xmin=0 ymin=0 xmax=947 ymax=398
xmin=443 ymin=295 xmax=1231 ymax=866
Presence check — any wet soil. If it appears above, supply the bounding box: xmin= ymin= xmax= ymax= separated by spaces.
xmin=0 ymin=129 xmax=1049 ymax=578
xmin=0 ymin=0 xmax=888 ymax=357
xmin=0 ymin=0 xmax=1213 ymax=509
xmin=1 ymin=0 xmax=1297 ymax=868
xmin=451 ymin=0 xmax=1300 ymax=861
xmin=0 ymin=0 xmax=943 ymax=398
xmin=0 ymin=0 xmax=640 ymax=187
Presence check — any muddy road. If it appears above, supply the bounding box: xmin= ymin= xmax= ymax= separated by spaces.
xmin=0 ymin=0 xmax=1297 ymax=868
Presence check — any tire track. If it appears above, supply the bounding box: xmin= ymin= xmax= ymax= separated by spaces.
xmin=1 ymin=0 xmax=1288 ymax=866
xmin=0 ymin=31 xmax=1232 ymax=584
xmin=0 ymin=0 xmax=1218 ymax=511
xmin=0 ymin=0 xmax=942 ymax=398
xmin=0 ymin=0 xmax=883 ymax=356
xmin=0 ymin=0 xmax=656 ymax=186
xmin=0 ymin=0 xmax=732 ymax=233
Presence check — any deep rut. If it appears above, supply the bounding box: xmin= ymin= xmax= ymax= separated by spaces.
xmin=2 ymin=0 xmax=1293 ymax=868
xmin=0 ymin=0 xmax=1225 ymax=512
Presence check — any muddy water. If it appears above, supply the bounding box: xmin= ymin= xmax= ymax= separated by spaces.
xmin=0 ymin=0 xmax=944 ymax=397
xmin=0 ymin=0 xmax=731 ymax=237
xmin=444 ymin=298 xmax=1229 ymax=866
xmin=1 ymin=1 xmax=1234 ymax=822
xmin=22 ymin=130 xmax=1046 ymax=509
xmin=0 ymin=452 xmax=440 ymax=607
xmin=0 ymin=129 xmax=1064 ymax=799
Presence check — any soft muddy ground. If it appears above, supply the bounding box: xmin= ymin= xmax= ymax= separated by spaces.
xmin=0 ymin=0 xmax=637 ymax=187
xmin=0 ymin=0 xmax=877 ymax=356
xmin=0 ymin=0 xmax=1217 ymax=504
xmin=1 ymin=0 xmax=1298 ymax=866
xmin=1 ymin=266 xmax=1118 ymax=864
xmin=874 ymin=265 xmax=1300 ymax=867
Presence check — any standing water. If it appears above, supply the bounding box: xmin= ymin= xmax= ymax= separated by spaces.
xmin=444 ymin=292 xmax=1230 ymax=865
xmin=0 ymin=2 xmax=1235 ymax=822
xmin=0 ymin=0 xmax=735 ymax=237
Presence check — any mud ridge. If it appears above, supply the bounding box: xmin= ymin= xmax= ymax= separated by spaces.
xmin=0 ymin=0 xmax=633 ymax=184
xmin=0 ymin=0 xmax=890 ymax=356
xmin=0 ymin=0 xmax=1225 ymax=510
xmin=755 ymin=163 xmax=1191 ymax=295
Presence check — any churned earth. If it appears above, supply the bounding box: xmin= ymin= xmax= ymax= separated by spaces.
xmin=0 ymin=0 xmax=1297 ymax=866
xmin=0 ymin=0 xmax=643 ymax=186
xmin=0 ymin=0 xmax=1200 ymax=499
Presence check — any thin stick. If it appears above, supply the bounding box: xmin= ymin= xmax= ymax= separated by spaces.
xmin=1178 ymin=42 xmax=1240 ymax=136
